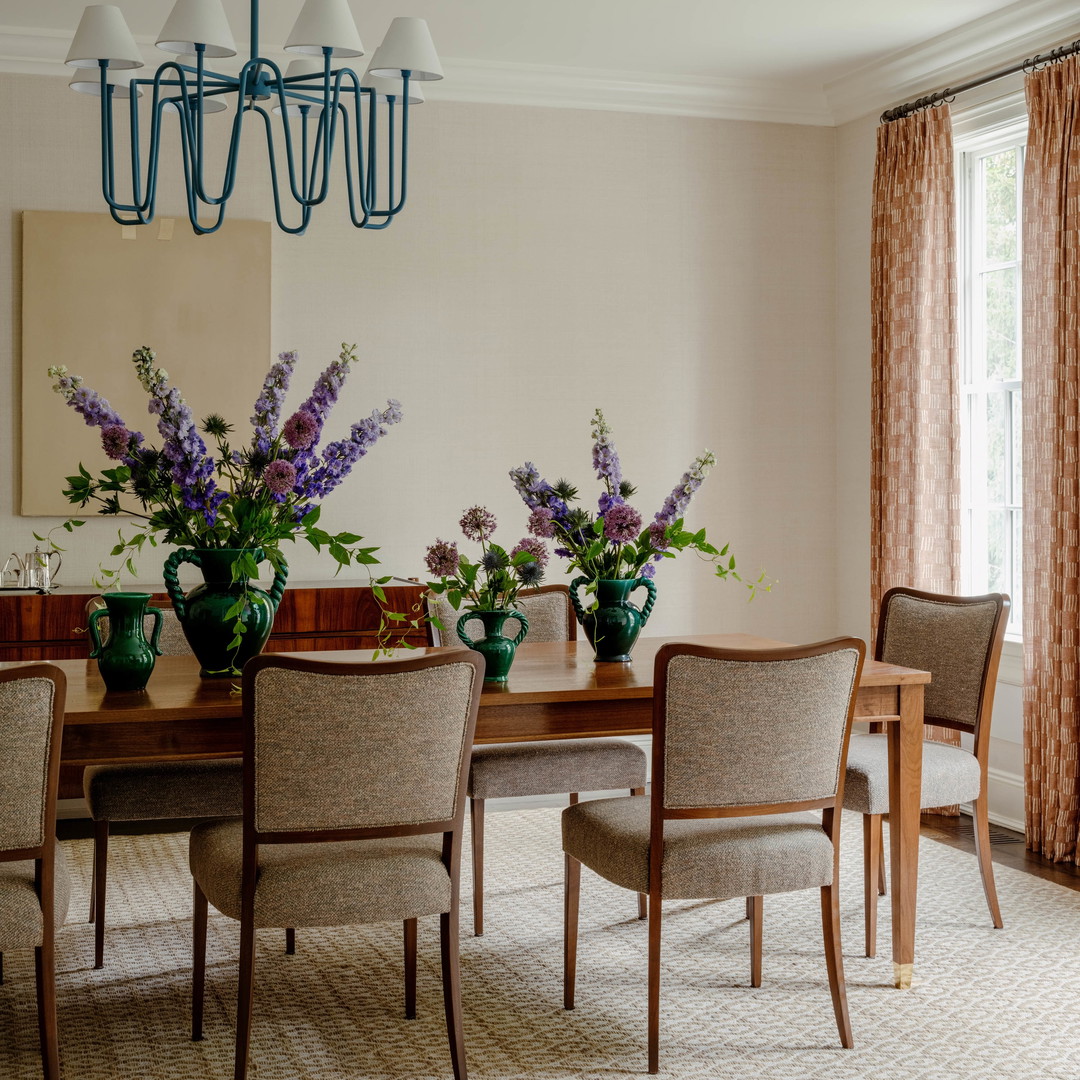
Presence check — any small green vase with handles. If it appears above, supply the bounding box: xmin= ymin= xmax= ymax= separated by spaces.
xmin=456 ymin=608 xmax=529 ymax=683
xmin=570 ymin=576 xmax=657 ymax=662
xmin=163 ymin=548 xmax=288 ymax=677
xmin=87 ymin=592 xmax=163 ymax=692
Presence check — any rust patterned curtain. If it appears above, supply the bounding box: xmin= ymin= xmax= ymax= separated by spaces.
xmin=1023 ymin=56 xmax=1080 ymax=864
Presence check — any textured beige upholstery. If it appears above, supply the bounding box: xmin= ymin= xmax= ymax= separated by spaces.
xmin=429 ymin=588 xmax=572 ymax=646
xmin=0 ymin=677 xmax=59 ymax=851
xmin=0 ymin=851 xmax=71 ymax=950
xmin=83 ymin=759 xmax=242 ymax=823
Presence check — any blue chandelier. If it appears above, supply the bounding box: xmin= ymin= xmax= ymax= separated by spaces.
xmin=65 ymin=1 xmax=442 ymax=236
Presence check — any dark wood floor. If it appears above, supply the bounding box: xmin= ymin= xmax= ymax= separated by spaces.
xmin=921 ymin=812 xmax=1080 ymax=891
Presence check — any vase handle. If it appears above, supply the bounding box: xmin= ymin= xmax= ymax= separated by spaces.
xmin=568 ymin=576 xmax=591 ymax=626
xmin=87 ymin=608 xmax=106 ymax=659
xmin=266 ymin=557 xmax=289 ymax=613
xmin=505 ymin=611 xmax=529 ymax=647
xmin=146 ymin=605 xmax=164 ymax=656
xmin=631 ymin=577 xmax=657 ymax=626
xmin=456 ymin=610 xmax=483 ymax=648
xmin=163 ymin=548 xmax=200 ymax=621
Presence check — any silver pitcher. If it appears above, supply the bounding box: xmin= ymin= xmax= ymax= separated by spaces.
xmin=3 ymin=546 xmax=62 ymax=590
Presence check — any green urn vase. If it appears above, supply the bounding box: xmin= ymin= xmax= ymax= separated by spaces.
xmin=163 ymin=548 xmax=288 ymax=677
xmin=87 ymin=592 xmax=163 ymax=692
xmin=570 ymin=576 xmax=657 ymax=662
xmin=456 ymin=608 xmax=529 ymax=683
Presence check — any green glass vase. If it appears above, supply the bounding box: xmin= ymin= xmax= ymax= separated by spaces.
xmin=569 ymin=576 xmax=657 ymax=662
xmin=87 ymin=592 xmax=163 ymax=692
xmin=163 ymin=548 xmax=288 ymax=677
xmin=456 ymin=608 xmax=529 ymax=683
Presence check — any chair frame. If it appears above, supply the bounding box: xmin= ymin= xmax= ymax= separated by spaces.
xmin=190 ymin=650 xmax=484 ymax=1080
xmin=0 ymin=664 xmax=66 ymax=1080
xmin=563 ymin=638 xmax=866 ymax=1073
xmin=861 ymin=587 xmax=1009 ymax=956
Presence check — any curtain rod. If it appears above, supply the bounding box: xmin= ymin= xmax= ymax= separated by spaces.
xmin=881 ymin=36 xmax=1080 ymax=123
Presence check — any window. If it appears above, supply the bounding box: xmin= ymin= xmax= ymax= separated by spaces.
xmin=957 ymin=121 xmax=1026 ymax=636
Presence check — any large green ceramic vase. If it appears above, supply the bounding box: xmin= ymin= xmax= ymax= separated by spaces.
xmin=456 ymin=608 xmax=529 ymax=683
xmin=570 ymin=576 xmax=657 ymax=662
xmin=87 ymin=592 xmax=163 ymax=692
xmin=163 ymin=548 xmax=288 ymax=677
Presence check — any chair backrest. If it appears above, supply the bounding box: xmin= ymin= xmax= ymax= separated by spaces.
xmin=653 ymin=639 xmax=865 ymax=816
xmin=85 ymin=597 xmax=191 ymax=656
xmin=0 ymin=664 xmax=66 ymax=859
xmin=875 ymin=588 xmax=1009 ymax=743
xmin=242 ymin=651 xmax=485 ymax=837
xmin=427 ymin=584 xmax=577 ymax=647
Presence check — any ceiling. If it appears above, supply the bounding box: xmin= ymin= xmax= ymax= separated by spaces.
xmin=1 ymin=0 xmax=1078 ymax=124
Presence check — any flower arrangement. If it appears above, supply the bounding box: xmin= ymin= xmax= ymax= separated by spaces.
xmin=424 ymin=506 xmax=547 ymax=614
xmin=48 ymin=342 xmax=401 ymax=595
xmin=510 ymin=408 xmax=764 ymax=591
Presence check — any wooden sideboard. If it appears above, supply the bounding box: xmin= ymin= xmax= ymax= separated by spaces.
xmin=0 ymin=579 xmax=429 ymax=661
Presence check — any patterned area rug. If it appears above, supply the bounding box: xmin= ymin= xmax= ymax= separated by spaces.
xmin=2 ymin=809 xmax=1078 ymax=1079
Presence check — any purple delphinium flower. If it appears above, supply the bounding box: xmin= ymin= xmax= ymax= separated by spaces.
xmin=262 ymin=459 xmax=297 ymax=497
xmin=296 ymin=400 xmax=403 ymax=502
xmin=511 ymin=537 xmax=549 ymax=567
xmin=598 ymin=491 xmax=623 ymax=515
xmin=250 ymin=350 xmax=297 ymax=457
xmin=590 ymin=408 xmax=623 ymax=493
xmin=603 ymin=503 xmax=642 ymax=544
xmin=283 ymin=409 xmax=318 ymax=450
xmin=509 ymin=462 xmax=544 ymax=510
xmin=460 ymin=506 xmax=498 ymax=542
xmin=49 ymin=365 xmax=145 ymax=468
xmin=640 ymin=561 xmax=657 ymax=580
xmin=101 ymin=425 xmax=132 ymax=461
xmin=425 ymin=539 xmax=459 ymax=579
xmin=650 ymin=450 xmax=717 ymax=548
xmin=528 ymin=507 xmax=556 ymax=538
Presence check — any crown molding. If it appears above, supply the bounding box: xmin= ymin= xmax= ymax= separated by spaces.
xmin=826 ymin=0 xmax=1080 ymax=126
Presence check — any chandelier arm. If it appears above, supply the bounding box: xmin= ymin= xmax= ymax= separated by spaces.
xmin=178 ymin=107 xmax=227 ymax=235
xmin=337 ymin=99 xmax=373 ymax=227
xmin=97 ymin=64 xmax=160 ymax=220
xmin=251 ymin=104 xmax=312 ymax=234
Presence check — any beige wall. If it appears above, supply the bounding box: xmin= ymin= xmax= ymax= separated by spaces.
xmin=1 ymin=73 xmax=841 ymax=642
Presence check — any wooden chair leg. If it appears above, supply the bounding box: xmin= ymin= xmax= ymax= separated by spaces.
xmin=745 ymin=896 xmax=754 ymax=920
xmin=440 ymin=907 xmax=467 ymax=1080
xmin=192 ymin=882 xmax=208 ymax=1041
xmin=863 ymin=814 xmax=880 ymax=958
xmin=876 ymin=815 xmax=887 ymax=895
xmin=404 ymin=918 xmax=417 ymax=1019
xmin=820 ymin=883 xmax=854 ymax=1049
xmin=632 ymin=788 xmax=648 ymax=919
xmin=647 ymin=892 xmax=663 ymax=1074
xmin=748 ymin=895 xmax=763 ymax=987
xmin=470 ymin=797 xmax=485 ymax=937
xmin=972 ymin=791 xmax=1003 ymax=928
xmin=233 ymin=913 xmax=257 ymax=1080
xmin=35 ymin=937 xmax=60 ymax=1080
xmin=285 ymin=928 xmax=295 ymax=955
xmin=93 ymin=819 xmax=109 ymax=969
xmin=563 ymin=853 xmax=580 ymax=1011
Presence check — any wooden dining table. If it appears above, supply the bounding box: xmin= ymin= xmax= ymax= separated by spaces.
xmin=22 ymin=631 xmax=930 ymax=989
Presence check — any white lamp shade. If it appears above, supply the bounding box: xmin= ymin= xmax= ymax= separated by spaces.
xmin=285 ymin=0 xmax=364 ymax=59
xmin=164 ymin=56 xmax=228 ymax=112
xmin=69 ymin=66 xmax=141 ymax=98
xmin=156 ymin=0 xmax=236 ymax=59
xmin=66 ymin=5 xmax=144 ymax=70
xmin=369 ymin=18 xmax=442 ymax=81
xmin=362 ymin=50 xmax=425 ymax=104
xmin=273 ymin=58 xmax=326 ymax=116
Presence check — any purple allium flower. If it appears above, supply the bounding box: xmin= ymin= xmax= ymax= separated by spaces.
xmin=511 ymin=537 xmax=549 ymax=567
xmin=101 ymin=425 xmax=132 ymax=460
xmin=283 ymin=409 xmax=318 ymax=450
xmin=250 ymin=351 xmax=297 ymax=456
xmin=603 ymin=503 xmax=642 ymax=544
xmin=262 ymin=459 xmax=297 ymax=496
xmin=590 ymin=409 xmax=623 ymax=491
xmin=528 ymin=507 xmax=557 ymax=538
xmin=649 ymin=521 xmax=670 ymax=552
xmin=425 ymin=539 xmax=459 ymax=579
xmin=460 ymin=506 xmax=497 ymax=542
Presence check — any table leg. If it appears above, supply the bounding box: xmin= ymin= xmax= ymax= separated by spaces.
xmin=887 ymin=683 xmax=924 ymax=988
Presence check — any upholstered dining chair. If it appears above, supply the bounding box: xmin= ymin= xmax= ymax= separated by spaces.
xmin=428 ymin=584 xmax=648 ymax=934
xmin=82 ymin=602 xmax=245 ymax=969
xmin=0 ymin=663 xmax=68 ymax=1080
xmin=189 ymin=649 xmax=485 ymax=1080
xmin=562 ymin=638 xmax=865 ymax=1072
xmin=845 ymin=587 xmax=1009 ymax=957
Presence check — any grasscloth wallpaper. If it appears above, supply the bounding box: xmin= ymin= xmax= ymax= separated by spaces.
xmin=1 ymin=73 xmax=842 ymax=643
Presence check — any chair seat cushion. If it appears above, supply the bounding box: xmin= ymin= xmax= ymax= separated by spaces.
xmin=843 ymin=734 xmax=982 ymax=816
xmin=469 ymin=739 xmax=647 ymax=800
xmin=0 ymin=847 xmax=71 ymax=950
xmin=189 ymin=819 xmax=451 ymax=928
xmin=562 ymin=796 xmax=834 ymax=900
xmin=83 ymin=758 xmax=243 ymax=823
